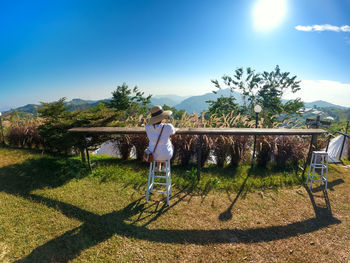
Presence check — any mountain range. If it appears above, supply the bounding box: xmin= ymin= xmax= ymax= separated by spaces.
xmin=2 ymin=89 xmax=348 ymax=117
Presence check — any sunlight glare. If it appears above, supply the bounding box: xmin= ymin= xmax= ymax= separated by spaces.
xmin=253 ymin=0 xmax=287 ymax=31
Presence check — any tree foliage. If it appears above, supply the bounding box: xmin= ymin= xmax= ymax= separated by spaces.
xmin=37 ymin=99 xmax=118 ymax=154
xmin=211 ymin=65 xmax=304 ymax=126
xmin=106 ymin=83 xmax=152 ymax=115
xmin=37 ymin=98 xmax=73 ymax=153
xmin=162 ymin=104 xmax=186 ymax=120
xmin=207 ymin=96 xmax=240 ymax=116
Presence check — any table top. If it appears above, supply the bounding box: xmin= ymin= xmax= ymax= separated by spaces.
xmin=68 ymin=127 xmax=326 ymax=136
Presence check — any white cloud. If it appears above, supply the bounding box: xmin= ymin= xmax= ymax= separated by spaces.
xmin=295 ymin=24 xmax=350 ymax=32
xmin=283 ymin=80 xmax=350 ymax=107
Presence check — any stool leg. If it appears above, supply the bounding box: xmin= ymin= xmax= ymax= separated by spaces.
xmin=325 ymin=154 xmax=329 ymax=190
xmin=306 ymin=153 xmax=314 ymax=185
xmin=146 ymin=162 xmax=153 ymax=203
xmin=168 ymin=160 xmax=172 ymax=196
xmin=166 ymin=161 xmax=170 ymax=206
xmin=310 ymin=154 xmax=316 ymax=190
xmin=320 ymin=155 xmax=324 ymax=188
xmin=151 ymin=161 xmax=156 ymax=188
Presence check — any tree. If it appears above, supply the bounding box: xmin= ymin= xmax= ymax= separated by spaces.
xmin=106 ymin=83 xmax=152 ymax=115
xmin=37 ymin=98 xmax=73 ymax=153
xmin=38 ymin=98 xmax=117 ymax=154
xmin=38 ymin=98 xmax=68 ymax=122
xmin=211 ymin=65 xmax=304 ymax=126
xmin=211 ymin=67 xmax=261 ymax=114
xmin=256 ymin=66 xmax=303 ymax=123
xmin=162 ymin=104 xmax=186 ymax=120
xmin=207 ymin=95 xmax=240 ymax=116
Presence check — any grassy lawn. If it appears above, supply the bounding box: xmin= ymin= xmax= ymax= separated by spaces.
xmin=0 ymin=147 xmax=349 ymax=262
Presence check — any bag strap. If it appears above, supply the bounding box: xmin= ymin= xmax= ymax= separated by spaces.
xmin=153 ymin=125 xmax=165 ymax=154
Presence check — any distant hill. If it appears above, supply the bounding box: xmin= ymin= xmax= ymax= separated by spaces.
xmin=304 ymin=100 xmax=347 ymax=110
xmin=174 ymin=89 xmax=244 ymax=113
xmin=0 ymin=105 xmax=12 ymax=112
xmin=320 ymin=107 xmax=350 ymax=122
xmin=150 ymin=98 xmax=179 ymax=107
xmin=5 ymin=104 xmax=41 ymax=115
xmin=153 ymin=94 xmax=189 ymax=104
xmin=3 ymin=99 xmax=101 ymax=116
xmin=65 ymin=98 xmax=101 ymax=111
xmin=3 ymin=91 xmax=348 ymax=118
xmin=173 ymin=90 xmax=348 ymax=114
xmin=4 ymin=95 xmax=188 ymax=116
xmin=151 ymin=94 xmax=190 ymax=107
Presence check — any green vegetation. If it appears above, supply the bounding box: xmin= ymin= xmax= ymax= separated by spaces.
xmin=0 ymin=147 xmax=304 ymax=194
xmin=326 ymin=120 xmax=349 ymax=135
xmin=161 ymin=104 xmax=186 ymax=120
xmin=1 ymin=71 xmax=347 ymax=172
xmin=90 ymin=156 xmax=304 ymax=193
xmin=3 ymin=89 xmax=314 ymax=171
xmin=321 ymin=107 xmax=350 ymax=122
xmin=210 ymin=65 xmax=304 ymax=126
xmin=105 ymin=83 xmax=152 ymax=115
xmin=207 ymin=95 xmax=240 ymax=116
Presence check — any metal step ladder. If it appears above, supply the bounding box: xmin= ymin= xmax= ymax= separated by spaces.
xmin=146 ymin=160 xmax=171 ymax=205
xmin=306 ymin=151 xmax=329 ymax=190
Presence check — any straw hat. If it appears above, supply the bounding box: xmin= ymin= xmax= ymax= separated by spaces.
xmin=148 ymin=105 xmax=172 ymax=125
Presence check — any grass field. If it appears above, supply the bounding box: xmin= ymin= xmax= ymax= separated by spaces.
xmin=0 ymin=147 xmax=349 ymax=262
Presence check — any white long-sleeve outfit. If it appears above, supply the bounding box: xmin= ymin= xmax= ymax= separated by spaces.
xmin=145 ymin=123 xmax=176 ymax=161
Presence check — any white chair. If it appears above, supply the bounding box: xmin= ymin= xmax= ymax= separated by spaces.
xmin=146 ymin=160 xmax=171 ymax=205
xmin=306 ymin=151 xmax=329 ymax=190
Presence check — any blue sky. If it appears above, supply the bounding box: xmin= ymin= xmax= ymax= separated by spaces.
xmin=1 ymin=0 xmax=350 ymax=110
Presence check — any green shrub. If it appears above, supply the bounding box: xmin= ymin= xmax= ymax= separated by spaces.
xmin=202 ymin=177 xmax=220 ymax=194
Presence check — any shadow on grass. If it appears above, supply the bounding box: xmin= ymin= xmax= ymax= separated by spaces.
xmin=311 ymin=178 xmax=345 ymax=193
xmin=219 ymin=168 xmax=251 ymax=221
xmin=0 ymin=156 xmax=90 ymax=194
xmin=14 ymin=187 xmax=341 ymax=263
xmin=0 ymin=155 xmax=341 ymax=262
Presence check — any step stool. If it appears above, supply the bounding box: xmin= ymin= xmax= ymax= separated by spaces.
xmin=306 ymin=151 xmax=329 ymax=190
xmin=146 ymin=160 xmax=171 ymax=205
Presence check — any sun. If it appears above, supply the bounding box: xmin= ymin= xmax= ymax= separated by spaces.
xmin=253 ymin=0 xmax=287 ymax=31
